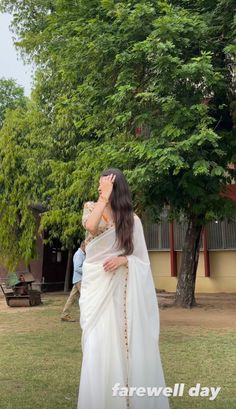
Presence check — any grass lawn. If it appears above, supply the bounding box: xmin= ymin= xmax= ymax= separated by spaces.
xmin=0 ymin=293 xmax=235 ymax=409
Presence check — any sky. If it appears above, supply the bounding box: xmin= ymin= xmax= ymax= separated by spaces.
xmin=0 ymin=12 xmax=34 ymax=96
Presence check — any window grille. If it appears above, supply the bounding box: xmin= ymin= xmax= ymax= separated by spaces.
xmin=207 ymin=219 xmax=236 ymax=249
xmin=144 ymin=218 xmax=236 ymax=250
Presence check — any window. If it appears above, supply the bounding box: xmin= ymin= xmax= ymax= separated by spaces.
xmin=144 ymin=218 xmax=236 ymax=250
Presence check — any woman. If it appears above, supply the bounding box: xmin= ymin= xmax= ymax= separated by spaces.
xmin=78 ymin=168 xmax=170 ymax=409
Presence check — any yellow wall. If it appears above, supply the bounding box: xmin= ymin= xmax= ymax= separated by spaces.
xmin=149 ymin=250 xmax=236 ymax=293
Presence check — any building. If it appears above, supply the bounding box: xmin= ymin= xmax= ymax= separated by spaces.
xmin=0 ymin=212 xmax=71 ymax=291
xmin=145 ymin=216 xmax=236 ymax=293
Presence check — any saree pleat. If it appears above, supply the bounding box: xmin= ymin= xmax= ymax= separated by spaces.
xmin=77 ymin=216 xmax=170 ymax=409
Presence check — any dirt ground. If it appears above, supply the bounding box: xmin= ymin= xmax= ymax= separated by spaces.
xmin=157 ymin=292 xmax=236 ymax=330
xmin=0 ymin=291 xmax=235 ymax=330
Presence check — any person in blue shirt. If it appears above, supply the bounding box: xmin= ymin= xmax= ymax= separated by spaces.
xmin=61 ymin=240 xmax=86 ymax=322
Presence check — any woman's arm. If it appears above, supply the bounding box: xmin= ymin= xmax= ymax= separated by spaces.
xmin=85 ymin=199 xmax=107 ymax=235
xmin=119 ymin=256 xmax=128 ymax=267
xmin=84 ymin=174 xmax=116 ymax=235
xmin=103 ymin=255 xmax=128 ymax=272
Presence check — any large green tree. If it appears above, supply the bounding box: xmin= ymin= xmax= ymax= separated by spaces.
xmin=0 ymin=77 xmax=27 ymax=127
xmin=0 ymin=0 xmax=235 ymax=305
xmin=0 ymin=105 xmax=42 ymax=268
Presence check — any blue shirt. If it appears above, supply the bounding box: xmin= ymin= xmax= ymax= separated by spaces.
xmin=72 ymin=248 xmax=86 ymax=284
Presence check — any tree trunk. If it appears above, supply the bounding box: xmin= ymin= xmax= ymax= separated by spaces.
xmin=174 ymin=218 xmax=202 ymax=308
xmin=64 ymin=248 xmax=73 ymax=292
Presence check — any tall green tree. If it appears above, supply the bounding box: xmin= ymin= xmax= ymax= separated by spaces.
xmin=0 ymin=78 xmax=27 ymax=127
xmin=0 ymin=0 xmax=235 ymax=305
xmin=0 ymin=106 xmax=40 ymax=268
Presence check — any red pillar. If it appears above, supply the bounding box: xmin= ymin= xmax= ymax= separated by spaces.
xmin=203 ymin=228 xmax=210 ymax=277
xmin=169 ymin=223 xmax=177 ymax=277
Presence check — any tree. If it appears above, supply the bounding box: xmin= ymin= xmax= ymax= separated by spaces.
xmin=0 ymin=0 xmax=235 ymax=305
xmin=0 ymin=77 xmax=27 ymax=127
xmin=0 ymin=106 xmax=41 ymax=268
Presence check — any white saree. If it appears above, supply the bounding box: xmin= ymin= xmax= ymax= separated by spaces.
xmin=77 ymin=215 xmax=170 ymax=409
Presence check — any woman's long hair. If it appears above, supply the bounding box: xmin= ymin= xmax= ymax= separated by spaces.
xmin=100 ymin=168 xmax=134 ymax=255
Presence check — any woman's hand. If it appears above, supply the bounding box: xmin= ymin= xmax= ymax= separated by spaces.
xmin=103 ymin=256 xmax=127 ymax=272
xmin=99 ymin=174 xmax=116 ymax=200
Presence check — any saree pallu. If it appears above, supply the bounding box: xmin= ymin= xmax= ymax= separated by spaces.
xmin=77 ymin=215 xmax=170 ymax=409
